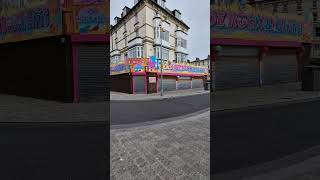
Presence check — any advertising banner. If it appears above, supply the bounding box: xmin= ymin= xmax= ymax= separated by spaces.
xmin=162 ymin=62 xmax=209 ymax=75
xmin=0 ymin=0 xmax=63 ymax=44
xmin=110 ymin=57 xmax=208 ymax=76
xmin=110 ymin=63 xmax=129 ymax=75
xmin=73 ymin=0 xmax=109 ymax=34
xmin=211 ymin=2 xmax=313 ymax=43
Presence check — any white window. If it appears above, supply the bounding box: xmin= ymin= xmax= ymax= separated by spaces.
xmin=177 ymin=38 xmax=187 ymax=48
xmin=129 ymin=46 xmax=143 ymax=58
xmin=155 ymin=27 xmax=160 ymax=38
xmin=161 ymin=30 xmax=169 ymax=42
xmin=154 ymin=47 xmax=169 ymax=60
xmin=154 ymin=47 xmax=161 ymax=59
xmin=176 ymin=53 xmax=181 ymax=62
xmin=162 ymin=48 xmax=169 ymax=60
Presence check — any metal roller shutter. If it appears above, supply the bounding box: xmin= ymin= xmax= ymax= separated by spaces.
xmin=192 ymin=79 xmax=204 ymax=89
xmin=178 ymin=78 xmax=191 ymax=90
xmin=77 ymin=45 xmax=108 ymax=102
xmin=158 ymin=78 xmax=176 ymax=92
xmin=133 ymin=76 xmax=145 ymax=94
xmin=263 ymin=52 xmax=298 ymax=85
xmin=215 ymin=46 xmax=260 ymax=89
xmin=215 ymin=56 xmax=259 ymax=89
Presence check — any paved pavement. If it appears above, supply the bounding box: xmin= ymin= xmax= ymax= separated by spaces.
xmin=213 ymin=82 xmax=320 ymax=111
xmin=111 ymin=94 xmax=209 ymax=127
xmin=212 ymin=98 xmax=320 ymax=180
xmin=111 ymin=111 xmax=210 ymax=180
xmin=0 ymin=94 xmax=108 ymax=122
xmin=111 ymin=88 xmax=209 ymax=101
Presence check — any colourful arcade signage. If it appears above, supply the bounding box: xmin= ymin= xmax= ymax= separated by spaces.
xmin=110 ymin=57 xmax=208 ymax=76
xmin=0 ymin=0 xmax=63 ymax=44
xmin=73 ymin=0 xmax=109 ymax=34
xmin=211 ymin=3 xmax=312 ymax=43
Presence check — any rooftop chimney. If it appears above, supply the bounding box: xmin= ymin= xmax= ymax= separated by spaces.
xmin=114 ymin=16 xmax=120 ymax=24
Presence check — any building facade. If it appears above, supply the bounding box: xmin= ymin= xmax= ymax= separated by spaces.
xmin=212 ymin=1 xmax=311 ymax=89
xmin=191 ymin=55 xmax=211 ymax=69
xmin=110 ymin=0 xmax=190 ymax=65
xmin=250 ymin=0 xmax=320 ymax=59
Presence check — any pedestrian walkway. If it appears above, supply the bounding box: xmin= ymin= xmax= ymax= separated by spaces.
xmin=111 ymin=111 xmax=210 ymax=180
xmin=213 ymin=82 xmax=320 ymax=111
xmin=111 ymin=88 xmax=209 ymax=101
xmin=0 ymin=94 xmax=107 ymax=122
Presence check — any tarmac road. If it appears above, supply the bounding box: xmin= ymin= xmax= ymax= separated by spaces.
xmin=111 ymin=94 xmax=210 ymax=126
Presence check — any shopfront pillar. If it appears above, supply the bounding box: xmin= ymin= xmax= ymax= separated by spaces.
xmin=258 ymin=46 xmax=269 ymax=87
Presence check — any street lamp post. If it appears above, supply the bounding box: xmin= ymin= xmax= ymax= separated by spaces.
xmin=159 ymin=23 xmax=164 ymax=96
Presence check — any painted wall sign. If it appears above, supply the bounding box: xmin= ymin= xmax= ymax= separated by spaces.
xmin=73 ymin=0 xmax=108 ymax=34
xmin=0 ymin=0 xmax=62 ymax=44
xmin=162 ymin=63 xmax=208 ymax=75
xmin=110 ymin=57 xmax=208 ymax=76
xmin=110 ymin=63 xmax=129 ymax=75
xmin=211 ymin=3 xmax=312 ymax=43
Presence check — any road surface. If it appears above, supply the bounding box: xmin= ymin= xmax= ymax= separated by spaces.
xmin=111 ymin=94 xmax=210 ymax=126
xmin=212 ymin=99 xmax=320 ymax=176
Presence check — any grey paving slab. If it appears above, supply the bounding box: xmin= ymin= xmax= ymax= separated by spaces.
xmin=110 ymin=111 xmax=210 ymax=180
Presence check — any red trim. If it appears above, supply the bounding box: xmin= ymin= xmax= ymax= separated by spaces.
xmin=70 ymin=34 xmax=110 ymax=43
xmin=72 ymin=46 xmax=80 ymax=103
xmin=211 ymin=38 xmax=302 ymax=48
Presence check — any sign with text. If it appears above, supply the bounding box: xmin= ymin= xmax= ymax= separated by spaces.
xmin=0 ymin=0 xmax=63 ymax=44
xmin=110 ymin=57 xmax=208 ymax=76
xmin=211 ymin=3 xmax=312 ymax=43
xmin=73 ymin=0 xmax=108 ymax=34
xmin=162 ymin=62 xmax=208 ymax=75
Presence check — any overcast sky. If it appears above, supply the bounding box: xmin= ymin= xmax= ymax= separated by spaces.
xmin=110 ymin=0 xmax=210 ymax=61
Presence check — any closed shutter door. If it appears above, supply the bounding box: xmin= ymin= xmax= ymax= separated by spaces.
xmin=133 ymin=76 xmax=145 ymax=94
xmin=158 ymin=78 xmax=176 ymax=91
xmin=192 ymin=79 xmax=203 ymax=89
xmin=77 ymin=45 xmax=108 ymax=102
xmin=178 ymin=78 xmax=191 ymax=89
xmin=215 ymin=56 xmax=259 ymax=89
xmin=263 ymin=51 xmax=298 ymax=85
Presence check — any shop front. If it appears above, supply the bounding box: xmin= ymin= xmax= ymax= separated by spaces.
xmin=111 ymin=57 xmax=208 ymax=94
xmin=0 ymin=0 xmax=109 ymax=102
xmin=211 ymin=3 xmax=312 ymax=90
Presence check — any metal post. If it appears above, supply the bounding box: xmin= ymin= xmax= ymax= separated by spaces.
xmin=160 ymin=24 xmax=164 ymax=96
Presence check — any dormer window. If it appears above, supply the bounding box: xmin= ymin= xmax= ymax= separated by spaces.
xmin=157 ymin=0 xmax=165 ymax=8
xmin=173 ymin=9 xmax=181 ymax=20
